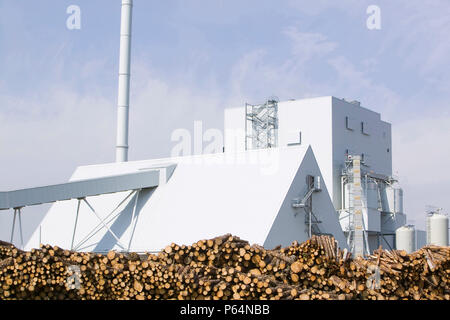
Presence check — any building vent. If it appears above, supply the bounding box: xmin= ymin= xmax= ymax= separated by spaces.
xmin=361 ymin=121 xmax=370 ymax=135
xmin=346 ymin=116 xmax=356 ymax=130
xmin=287 ymin=131 xmax=302 ymax=146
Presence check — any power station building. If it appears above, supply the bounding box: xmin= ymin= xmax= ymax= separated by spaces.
xmin=225 ymin=96 xmax=408 ymax=254
xmin=8 ymin=96 xmax=418 ymax=256
xmin=1 ymin=1 xmax=441 ymax=256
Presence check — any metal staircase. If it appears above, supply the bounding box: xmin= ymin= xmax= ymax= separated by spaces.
xmin=292 ymin=175 xmax=322 ymax=237
xmin=245 ymin=99 xmax=278 ymax=150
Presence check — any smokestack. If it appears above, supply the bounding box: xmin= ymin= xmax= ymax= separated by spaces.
xmin=116 ymin=0 xmax=133 ymax=162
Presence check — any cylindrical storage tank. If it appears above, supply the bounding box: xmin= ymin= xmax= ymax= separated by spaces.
xmin=381 ymin=184 xmax=394 ymax=213
xmin=394 ymin=188 xmax=403 ymax=214
xmin=344 ymin=183 xmax=352 ymax=211
xmin=396 ymin=225 xmax=415 ymax=253
xmin=427 ymin=214 xmax=449 ymax=246
xmin=382 ymin=185 xmax=403 ymax=214
xmin=365 ymin=181 xmax=378 ymax=210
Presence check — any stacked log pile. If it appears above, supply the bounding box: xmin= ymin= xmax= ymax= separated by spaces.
xmin=0 ymin=236 xmax=449 ymax=300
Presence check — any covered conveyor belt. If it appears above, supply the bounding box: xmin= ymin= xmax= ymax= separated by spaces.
xmin=0 ymin=164 xmax=176 ymax=210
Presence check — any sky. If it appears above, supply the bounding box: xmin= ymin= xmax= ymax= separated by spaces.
xmin=0 ymin=0 xmax=449 ymax=242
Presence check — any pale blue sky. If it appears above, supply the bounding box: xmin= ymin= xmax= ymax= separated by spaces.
xmin=1 ymin=0 xmax=449 ymax=239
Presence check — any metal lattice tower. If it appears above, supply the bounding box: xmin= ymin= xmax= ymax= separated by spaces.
xmin=342 ymin=155 xmax=379 ymax=257
xmin=245 ymin=99 xmax=278 ymax=150
xmin=350 ymin=155 xmax=364 ymax=257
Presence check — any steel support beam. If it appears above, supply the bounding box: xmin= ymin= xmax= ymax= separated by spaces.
xmin=82 ymin=198 xmax=126 ymax=250
xmin=73 ymin=190 xmax=137 ymax=251
xmin=127 ymin=189 xmax=141 ymax=251
xmin=10 ymin=207 xmax=24 ymax=249
xmin=71 ymin=199 xmax=82 ymax=250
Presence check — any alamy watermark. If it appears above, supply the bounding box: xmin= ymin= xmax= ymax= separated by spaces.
xmin=66 ymin=265 xmax=82 ymax=290
xmin=170 ymin=121 xmax=281 ymax=176
xmin=66 ymin=5 xmax=81 ymax=30
xmin=366 ymin=5 xmax=381 ymax=30
xmin=64 ymin=5 xmax=381 ymax=32
xmin=366 ymin=264 xmax=381 ymax=290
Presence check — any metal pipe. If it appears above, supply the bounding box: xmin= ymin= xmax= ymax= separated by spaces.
xmin=309 ymin=209 xmax=312 ymax=238
xmin=116 ymin=0 xmax=133 ymax=162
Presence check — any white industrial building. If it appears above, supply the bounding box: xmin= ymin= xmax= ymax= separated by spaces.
xmin=225 ymin=96 xmax=411 ymax=254
xmin=2 ymin=95 xmax=435 ymax=255
xmin=7 ymin=95 xmax=417 ymax=255
xmin=23 ymin=145 xmax=348 ymax=252
xmin=2 ymin=0 xmax=444 ymax=256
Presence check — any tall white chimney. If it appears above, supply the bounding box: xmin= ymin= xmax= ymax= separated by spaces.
xmin=116 ymin=0 xmax=133 ymax=162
